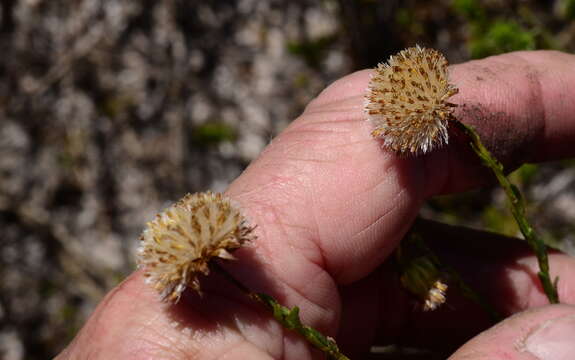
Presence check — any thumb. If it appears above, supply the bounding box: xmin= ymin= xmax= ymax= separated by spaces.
xmin=450 ymin=304 xmax=575 ymax=360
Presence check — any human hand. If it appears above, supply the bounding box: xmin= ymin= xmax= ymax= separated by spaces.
xmin=57 ymin=50 xmax=575 ymax=359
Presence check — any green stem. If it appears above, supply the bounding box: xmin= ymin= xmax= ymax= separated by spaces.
xmin=214 ymin=263 xmax=350 ymax=360
xmin=453 ymin=120 xmax=559 ymax=304
xmin=254 ymin=293 xmax=350 ymax=360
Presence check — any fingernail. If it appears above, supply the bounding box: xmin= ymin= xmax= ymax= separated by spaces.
xmin=523 ymin=314 xmax=575 ymax=360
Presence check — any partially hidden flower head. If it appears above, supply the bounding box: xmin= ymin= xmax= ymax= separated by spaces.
xmin=137 ymin=191 xmax=255 ymax=303
xmin=400 ymin=255 xmax=449 ymax=311
xmin=365 ymin=45 xmax=459 ymax=154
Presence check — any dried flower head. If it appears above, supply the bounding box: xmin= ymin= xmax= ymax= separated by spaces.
xmin=423 ymin=279 xmax=448 ymax=311
xmin=400 ymin=255 xmax=448 ymax=311
xmin=136 ymin=191 xmax=255 ymax=303
xmin=365 ymin=45 xmax=458 ymax=154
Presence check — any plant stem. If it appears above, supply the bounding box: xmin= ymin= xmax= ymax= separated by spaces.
xmin=214 ymin=263 xmax=351 ymax=360
xmin=452 ymin=120 xmax=559 ymax=304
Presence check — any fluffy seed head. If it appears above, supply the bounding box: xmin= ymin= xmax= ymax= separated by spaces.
xmin=136 ymin=191 xmax=255 ymax=303
xmin=365 ymin=45 xmax=458 ymax=154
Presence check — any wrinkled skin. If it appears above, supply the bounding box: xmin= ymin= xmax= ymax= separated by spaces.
xmin=57 ymin=51 xmax=575 ymax=359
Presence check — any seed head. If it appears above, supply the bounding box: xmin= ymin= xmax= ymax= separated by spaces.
xmin=365 ymin=45 xmax=458 ymax=154
xmin=136 ymin=191 xmax=255 ymax=303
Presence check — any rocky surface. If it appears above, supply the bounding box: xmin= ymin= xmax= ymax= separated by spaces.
xmin=0 ymin=1 xmax=574 ymax=358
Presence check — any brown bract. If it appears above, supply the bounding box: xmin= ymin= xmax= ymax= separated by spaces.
xmin=136 ymin=191 xmax=255 ymax=303
xmin=365 ymin=45 xmax=458 ymax=154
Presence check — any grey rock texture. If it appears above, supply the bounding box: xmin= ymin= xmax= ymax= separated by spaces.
xmin=1 ymin=1 xmax=574 ymax=358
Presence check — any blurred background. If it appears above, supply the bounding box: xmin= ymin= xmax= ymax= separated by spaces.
xmin=1 ymin=0 xmax=575 ymax=358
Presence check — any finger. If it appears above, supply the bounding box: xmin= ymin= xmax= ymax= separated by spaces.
xmin=228 ymin=50 xmax=575 ymax=291
xmin=431 ymin=50 xmax=575 ymax=194
xmin=450 ymin=304 xmax=575 ymax=360
xmin=456 ymin=50 xmax=575 ymax=163
xmin=373 ymin=220 xmax=575 ymax=354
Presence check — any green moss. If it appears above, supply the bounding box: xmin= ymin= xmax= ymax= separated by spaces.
xmin=469 ymin=20 xmax=536 ymax=58
xmin=191 ymin=122 xmax=235 ymax=146
xmin=451 ymin=1 xmax=542 ymax=58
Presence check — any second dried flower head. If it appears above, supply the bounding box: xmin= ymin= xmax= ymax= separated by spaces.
xmin=365 ymin=45 xmax=459 ymax=155
xmin=137 ymin=191 xmax=255 ymax=303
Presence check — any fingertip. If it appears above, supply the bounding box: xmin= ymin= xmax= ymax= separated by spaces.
xmin=450 ymin=304 xmax=575 ymax=360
